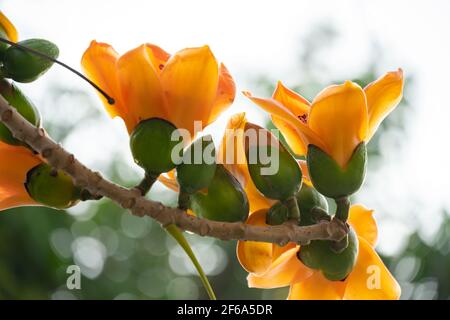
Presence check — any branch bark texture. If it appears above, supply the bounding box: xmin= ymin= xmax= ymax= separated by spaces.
xmin=0 ymin=95 xmax=347 ymax=246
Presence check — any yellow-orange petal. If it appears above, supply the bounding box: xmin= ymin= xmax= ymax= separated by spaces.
xmin=81 ymin=41 xmax=134 ymax=132
xmin=161 ymin=45 xmax=219 ymax=138
xmin=288 ymin=271 xmax=346 ymax=300
xmin=273 ymin=81 xmax=310 ymax=117
xmin=0 ymin=143 xmax=42 ymax=210
xmin=248 ymin=247 xmax=312 ymax=289
xmin=0 ymin=11 xmax=18 ymax=42
xmin=117 ymin=44 xmax=167 ymax=130
xmin=343 ymin=237 xmax=401 ymax=300
xmin=145 ymin=43 xmax=171 ymax=75
xmin=364 ymin=69 xmax=404 ymax=141
xmin=348 ymin=204 xmax=378 ymax=247
xmin=158 ymin=169 xmax=179 ymax=192
xmin=0 ymin=194 xmax=38 ymax=211
xmin=218 ymin=113 xmax=272 ymax=212
xmin=309 ymin=81 xmax=368 ymax=168
xmin=271 ymin=116 xmax=308 ymax=156
xmin=208 ymin=63 xmax=236 ymax=123
xmin=237 ymin=209 xmax=273 ymax=274
xmin=298 ymin=160 xmax=312 ymax=186
xmin=243 ymin=92 xmax=327 ymax=153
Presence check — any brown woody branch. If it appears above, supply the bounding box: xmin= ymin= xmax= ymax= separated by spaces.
xmin=0 ymin=95 xmax=347 ymax=245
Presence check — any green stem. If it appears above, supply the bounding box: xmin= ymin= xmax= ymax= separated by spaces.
xmin=135 ymin=173 xmax=158 ymax=196
xmin=310 ymin=206 xmax=331 ymax=222
xmin=334 ymin=197 xmax=350 ymax=222
xmin=285 ymin=196 xmax=300 ymax=222
xmin=165 ymin=224 xmax=217 ymax=300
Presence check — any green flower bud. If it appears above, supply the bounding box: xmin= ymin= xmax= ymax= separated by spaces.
xmin=2 ymin=39 xmax=59 ymax=83
xmin=189 ymin=164 xmax=249 ymax=222
xmin=130 ymin=118 xmax=181 ymax=177
xmin=298 ymin=227 xmax=358 ymax=281
xmin=177 ymin=135 xmax=216 ymax=194
xmin=266 ymin=202 xmax=289 ymax=225
xmin=25 ymin=163 xmax=80 ymax=209
xmin=245 ymin=124 xmax=302 ymax=201
xmin=307 ymin=142 xmax=367 ymax=199
xmin=0 ymin=79 xmax=41 ymax=146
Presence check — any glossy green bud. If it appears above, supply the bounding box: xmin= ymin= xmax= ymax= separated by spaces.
xmin=296 ymin=183 xmax=329 ymax=226
xmin=245 ymin=124 xmax=302 ymax=201
xmin=298 ymin=227 xmax=358 ymax=281
xmin=307 ymin=142 xmax=367 ymax=199
xmin=2 ymin=39 xmax=59 ymax=83
xmin=266 ymin=202 xmax=289 ymax=225
xmin=177 ymin=135 xmax=216 ymax=194
xmin=189 ymin=164 xmax=249 ymax=222
xmin=0 ymin=79 xmax=41 ymax=146
xmin=130 ymin=118 xmax=181 ymax=177
xmin=25 ymin=163 xmax=80 ymax=209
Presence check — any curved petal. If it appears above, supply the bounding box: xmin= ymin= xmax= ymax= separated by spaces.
xmin=161 ymin=45 xmax=219 ymax=138
xmin=236 ymin=209 xmax=273 ymax=274
xmin=158 ymin=170 xmax=179 ymax=192
xmin=248 ymin=247 xmax=312 ymax=289
xmin=0 ymin=194 xmax=38 ymax=211
xmin=0 ymin=11 xmax=18 ymax=42
xmin=343 ymin=237 xmax=401 ymax=300
xmin=218 ymin=113 xmax=272 ymax=212
xmin=243 ymin=91 xmax=327 ymax=152
xmin=271 ymin=116 xmax=308 ymax=156
xmin=272 ymin=81 xmax=310 ymax=117
xmin=0 ymin=143 xmax=42 ymax=211
xmin=365 ymin=69 xmax=404 ymax=141
xmin=81 ymin=41 xmax=134 ymax=132
xmin=288 ymin=271 xmax=346 ymax=300
xmin=208 ymin=63 xmax=236 ymax=123
xmin=117 ymin=44 xmax=167 ymax=130
xmin=145 ymin=43 xmax=171 ymax=75
xmin=298 ymin=160 xmax=312 ymax=186
xmin=309 ymin=81 xmax=368 ymax=168
xmin=348 ymin=204 xmax=378 ymax=247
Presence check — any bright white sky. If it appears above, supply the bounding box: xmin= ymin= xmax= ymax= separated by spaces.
xmin=3 ymin=0 xmax=450 ymax=256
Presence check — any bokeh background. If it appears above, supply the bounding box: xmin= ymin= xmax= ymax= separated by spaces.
xmin=1 ymin=0 xmax=449 ymax=299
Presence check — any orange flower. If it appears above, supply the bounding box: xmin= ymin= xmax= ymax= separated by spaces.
xmin=244 ymin=69 xmax=403 ymax=168
xmin=237 ymin=205 xmax=401 ymax=300
xmin=81 ymin=41 xmax=235 ymax=139
xmin=0 ymin=142 xmax=42 ymax=210
xmin=0 ymin=11 xmax=18 ymax=42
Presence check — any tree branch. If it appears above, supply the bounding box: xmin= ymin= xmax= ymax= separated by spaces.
xmin=0 ymin=95 xmax=347 ymax=245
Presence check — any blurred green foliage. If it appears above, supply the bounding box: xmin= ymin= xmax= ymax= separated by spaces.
xmin=0 ymin=24 xmax=448 ymax=300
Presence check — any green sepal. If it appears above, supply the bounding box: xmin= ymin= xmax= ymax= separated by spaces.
xmin=307 ymin=142 xmax=367 ymax=198
xmin=25 ymin=163 xmax=81 ymax=209
xmin=296 ymin=183 xmax=329 ymax=226
xmin=130 ymin=118 xmax=181 ymax=176
xmin=298 ymin=227 xmax=358 ymax=281
xmin=189 ymin=164 xmax=249 ymax=222
xmin=0 ymin=79 xmax=41 ymax=146
xmin=247 ymin=143 xmax=302 ymax=201
xmin=177 ymin=135 xmax=216 ymax=194
xmin=2 ymin=39 xmax=59 ymax=83
xmin=266 ymin=202 xmax=289 ymax=225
